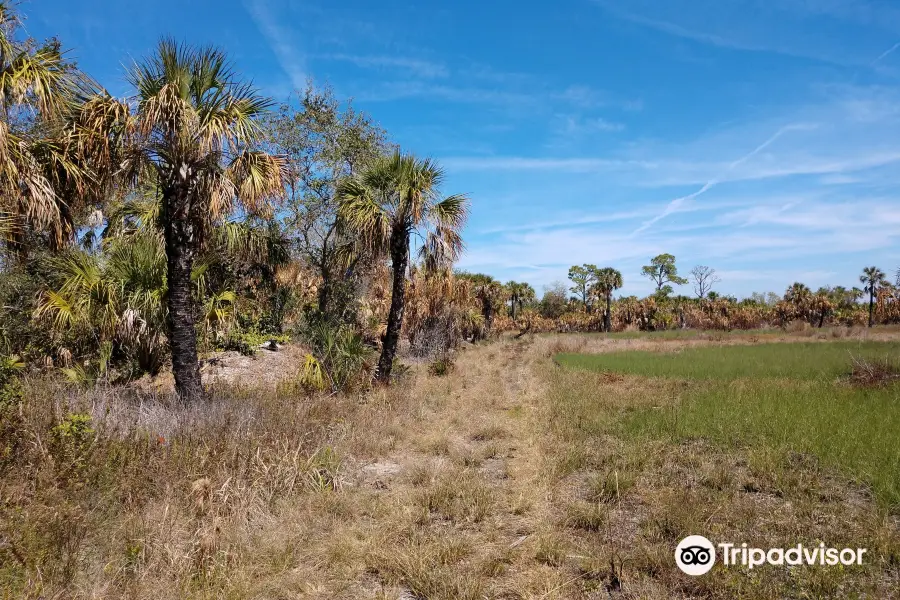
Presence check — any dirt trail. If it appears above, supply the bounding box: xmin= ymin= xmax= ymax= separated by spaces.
xmin=321 ymin=334 xmax=573 ymax=599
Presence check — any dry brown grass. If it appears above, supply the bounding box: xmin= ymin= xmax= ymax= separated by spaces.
xmin=3 ymin=332 xmax=899 ymax=599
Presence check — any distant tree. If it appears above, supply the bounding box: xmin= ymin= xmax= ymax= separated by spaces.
xmin=593 ymin=267 xmax=622 ymax=332
xmin=539 ymin=281 xmax=569 ymax=319
xmin=505 ymin=280 xmax=535 ymax=320
xmin=748 ymin=291 xmax=777 ymax=305
xmin=810 ymin=291 xmax=833 ymax=328
xmin=860 ymin=266 xmax=888 ymax=327
xmin=458 ymin=272 xmax=503 ymax=334
xmin=641 ymin=254 xmax=687 ymax=296
xmin=568 ymin=264 xmax=598 ymax=312
xmin=818 ymin=286 xmax=858 ymax=311
xmin=266 ymin=82 xmax=388 ymax=318
xmin=707 ymin=291 xmax=721 ymax=301
xmin=784 ymin=282 xmax=811 ymax=303
xmin=689 ymin=265 xmax=720 ymax=299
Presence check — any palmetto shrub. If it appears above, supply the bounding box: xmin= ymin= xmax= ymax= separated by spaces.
xmin=299 ymin=320 xmax=374 ymax=392
xmin=33 ymin=234 xmax=168 ymax=377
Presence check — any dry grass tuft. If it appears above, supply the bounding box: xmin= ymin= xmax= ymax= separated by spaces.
xmin=848 ymin=355 xmax=900 ymax=387
xmin=419 ymin=470 xmax=494 ymax=524
xmin=562 ymin=501 xmax=607 ymax=532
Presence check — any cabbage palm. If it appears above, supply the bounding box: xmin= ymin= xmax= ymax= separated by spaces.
xmin=860 ymin=266 xmax=888 ymax=327
xmin=337 ymin=150 xmax=468 ymax=383
xmin=74 ymin=40 xmax=285 ymax=399
xmin=594 ymin=267 xmax=623 ymax=332
xmin=505 ymin=280 xmax=535 ymax=321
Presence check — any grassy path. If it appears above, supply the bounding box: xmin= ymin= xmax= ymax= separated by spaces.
xmin=245 ymin=335 xmax=577 ymax=599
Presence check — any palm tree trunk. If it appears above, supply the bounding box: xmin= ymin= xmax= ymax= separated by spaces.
xmin=317 ymin=272 xmax=331 ymax=315
xmin=605 ymin=293 xmax=612 ymax=332
xmin=484 ymin=300 xmax=494 ymax=332
xmin=510 ymin=295 xmax=516 ymax=321
xmin=868 ymin=292 xmax=875 ymax=327
xmin=377 ymin=225 xmax=409 ymax=383
xmin=162 ymin=182 xmax=203 ymax=401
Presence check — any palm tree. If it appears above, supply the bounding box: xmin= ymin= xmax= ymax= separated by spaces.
xmin=860 ymin=266 xmax=888 ymax=327
xmin=0 ymin=4 xmax=87 ymax=251
xmin=338 ymin=150 xmax=468 ymax=383
xmin=785 ymin=282 xmax=811 ymax=304
xmin=505 ymin=280 xmax=535 ymax=321
xmin=75 ymin=40 xmax=285 ymax=399
xmin=593 ymin=267 xmax=623 ymax=332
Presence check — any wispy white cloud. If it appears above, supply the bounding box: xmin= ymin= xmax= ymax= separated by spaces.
xmin=354 ymin=80 xmax=539 ymax=106
xmin=872 ymin=41 xmax=900 ymax=64
xmin=591 ymin=0 xmax=900 ymax=66
xmin=312 ymin=53 xmax=448 ymax=78
xmin=558 ymin=115 xmax=626 ymax=134
xmin=459 ymin=199 xmax=900 ymax=296
xmin=441 ymin=156 xmax=654 ymax=171
xmin=478 ymin=209 xmax=652 ymax=234
xmin=244 ymin=0 xmax=306 ymax=90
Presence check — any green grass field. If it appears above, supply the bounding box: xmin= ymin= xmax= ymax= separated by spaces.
xmin=555 ymin=341 xmax=900 ymax=509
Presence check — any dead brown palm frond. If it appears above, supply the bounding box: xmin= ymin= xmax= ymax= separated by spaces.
xmin=227 ymin=150 xmax=285 ymax=215
xmin=0 ymin=3 xmax=97 ymax=252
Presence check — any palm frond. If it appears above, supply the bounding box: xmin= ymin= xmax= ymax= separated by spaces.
xmin=419 ymin=226 xmax=463 ymax=272
xmin=429 ymin=194 xmax=469 ymax=230
xmin=337 ymin=177 xmax=390 ymax=252
xmin=198 ymin=168 xmax=237 ymax=219
xmin=227 ymin=150 xmax=285 ymax=215
xmin=1 ymin=39 xmax=77 ymax=117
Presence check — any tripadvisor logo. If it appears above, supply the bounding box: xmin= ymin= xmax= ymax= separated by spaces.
xmin=675 ymin=535 xmax=716 ymax=575
xmin=675 ymin=536 xmax=867 ymax=576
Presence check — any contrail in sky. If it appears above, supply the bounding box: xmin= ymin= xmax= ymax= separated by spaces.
xmin=630 ymin=124 xmax=812 ymax=236
xmin=872 ymin=41 xmax=900 ymax=65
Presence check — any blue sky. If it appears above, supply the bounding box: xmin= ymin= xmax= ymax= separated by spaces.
xmin=29 ymin=0 xmax=900 ymax=298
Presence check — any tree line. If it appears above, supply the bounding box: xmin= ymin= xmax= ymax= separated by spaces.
xmin=515 ymin=255 xmax=900 ymax=332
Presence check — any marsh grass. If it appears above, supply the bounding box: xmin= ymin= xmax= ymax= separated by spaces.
xmin=556 ymin=340 xmax=900 ymax=380
xmin=545 ymin=346 xmax=900 ymax=597
xmin=625 ymin=379 xmax=900 ymax=508
xmin=554 ymin=341 xmax=900 ymax=509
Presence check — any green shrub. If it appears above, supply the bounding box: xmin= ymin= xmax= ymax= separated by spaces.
xmin=428 ymin=357 xmax=454 ymax=377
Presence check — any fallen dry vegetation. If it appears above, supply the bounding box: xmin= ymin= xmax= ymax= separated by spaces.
xmin=2 ymin=331 xmax=899 ymax=598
